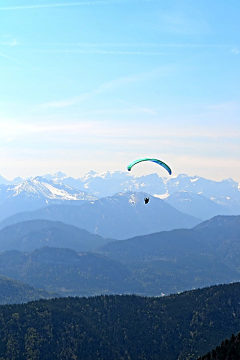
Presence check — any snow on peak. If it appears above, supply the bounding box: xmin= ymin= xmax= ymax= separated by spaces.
xmin=190 ymin=177 xmax=199 ymax=183
xmin=154 ymin=191 xmax=169 ymax=199
xmin=41 ymin=171 xmax=67 ymax=181
xmin=80 ymin=171 xmax=97 ymax=182
xmin=42 ymin=182 xmax=80 ymax=200
xmin=10 ymin=178 xmax=95 ymax=201
xmin=95 ymin=171 xmax=112 ymax=179
xmin=52 ymin=171 xmax=67 ymax=181
xmin=128 ymin=193 xmax=138 ymax=205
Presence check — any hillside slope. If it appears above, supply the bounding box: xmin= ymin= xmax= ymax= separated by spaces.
xmin=1 ymin=283 xmax=240 ymax=359
xmin=0 ymin=219 xmax=109 ymax=252
xmin=0 ymin=274 xmax=56 ymax=305
xmin=0 ymin=247 xmax=143 ymax=296
xmin=96 ymin=216 xmax=240 ymax=294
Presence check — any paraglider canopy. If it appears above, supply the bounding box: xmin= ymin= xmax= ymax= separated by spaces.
xmin=127 ymin=158 xmax=172 ymax=175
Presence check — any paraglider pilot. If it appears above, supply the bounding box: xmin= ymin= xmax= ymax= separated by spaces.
xmin=144 ymin=197 xmax=149 ymax=204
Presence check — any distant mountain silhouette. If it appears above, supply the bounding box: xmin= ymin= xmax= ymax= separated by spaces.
xmin=96 ymin=215 xmax=240 ymax=295
xmin=165 ymin=191 xmax=233 ymax=220
xmin=0 ymin=247 xmax=144 ymax=296
xmin=0 ymin=219 xmax=109 ymax=252
xmin=0 ymin=274 xmax=56 ymax=304
xmin=1 ymin=216 xmax=240 ymax=297
xmin=0 ymin=191 xmax=202 ymax=239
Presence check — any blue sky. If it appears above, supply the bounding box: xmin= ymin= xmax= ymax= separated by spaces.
xmin=0 ymin=0 xmax=240 ymax=181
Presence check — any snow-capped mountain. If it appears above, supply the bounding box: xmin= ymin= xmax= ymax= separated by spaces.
xmin=165 ymin=174 xmax=240 ymax=199
xmin=161 ymin=175 xmax=240 ymax=218
xmin=3 ymin=171 xmax=239 ymax=201
xmin=0 ymin=171 xmax=239 ymax=223
xmin=0 ymin=175 xmax=24 ymax=185
xmin=59 ymin=171 xmax=240 ymax=201
xmin=40 ymin=171 xmax=67 ymax=182
xmin=4 ymin=176 xmax=96 ymax=201
xmin=61 ymin=171 xmax=167 ymax=197
xmin=59 ymin=171 xmax=240 ymax=219
xmin=164 ymin=191 xmax=233 ymax=220
xmin=12 ymin=177 xmax=90 ymax=200
xmin=0 ymin=175 xmax=13 ymax=185
xmin=0 ymin=177 xmax=97 ymax=222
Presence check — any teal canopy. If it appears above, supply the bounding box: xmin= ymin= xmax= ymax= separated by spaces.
xmin=127 ymin=158 xmax=172 ymax=175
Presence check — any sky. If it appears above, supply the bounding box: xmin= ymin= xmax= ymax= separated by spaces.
xmin=0 ymin=0 xmax=240 ymax=181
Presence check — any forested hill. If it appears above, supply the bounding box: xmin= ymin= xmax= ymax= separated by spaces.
xmin=198 ymin=332 xmax=240 ymax=359
xmin=1 ymin=282 xmax=240 ymax=359
xmin=0 ymin=275 xmax=55 ymax=305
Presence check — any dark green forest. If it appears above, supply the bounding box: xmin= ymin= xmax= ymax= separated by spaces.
xmin=198 ymin=332 xmax=240 ymax=360
xmin=1 ymin=282 xmax=240 ymax=359
xmin=0 ymin=275 xmax=55 ymax=305
xmin=0 ymin=247 xmax=143 ymax=297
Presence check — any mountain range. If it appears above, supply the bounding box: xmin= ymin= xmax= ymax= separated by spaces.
xmin=0 ymin=215 xmax=240 ymax=297
xmin=0 ymin=176 xmax=97 ymax=222
xmin=0 ymin=219 xmax=109 ymax=252
xmin=0 ymin=247 xmax=143 ymax=297
xmin=0 ymin=191 xmax=201 ymax=239
xmin=60 ymin=171 xmax=240 ymax=218
xmin=0 ymin=171 xmax=239 ymax=359
xmin=95 ymin=215 xmax=240 ymax=295
xmin=2 ymin=170 xmax=240 ymax=198
xmin=0 ymin=171 xmax=239 ymax=226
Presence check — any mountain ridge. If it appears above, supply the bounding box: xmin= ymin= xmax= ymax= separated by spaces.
xmin=0 ymin=274 xmax=56 ymax=304
xmin=0 ymin=172 xmax=239 ymax=224
xmin=1 ymin=282 xmax=240 ymax=359
xmin=0 ymin=177 xmax=97 ymax=222
xmin=0 ymin=219 xmax=109 ymax=252
xmin=0 ymin=191 xmax=202 ymax=239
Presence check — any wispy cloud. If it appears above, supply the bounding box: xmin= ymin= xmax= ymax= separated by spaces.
xmin=46 ymin=42 xmax=232 ymax=48
xmin=0 ymin=0 xmax=153 ymax=11
xmin=39 ymin=68 xmax=164 ymax=109
xmin=1 ymin=118 xmax=239 ymax=140
xmin=232 ymin=47 xmax=240 ymax=54
xmin=41 ymin=93 xmax=92 ymax=109
xmin=208 ymin=101 xmax=240 ymax=111
xmin=88 ymin=106 xmax=157 ymax=116
xmin=42 ymin=66 xmax=172 ymax=110
xmin=61 ymin=43 xmax=239 ymax=48
xmin=30 ymin=42 xmax=239 ymax=57
xmin=1 ymin=119 xmax=239 ymax=180
xmin=33 ymin=49 xmax=175 ymax=56
xmin=0 ymin=39 xmax=18 ymax=46
xmin=0 ymin=52 xmax=18 ymax=61
xmin=158 ymin=10 xmax=210 ymax=35
xmin=0 ymin=120 xmax=101 ymax=138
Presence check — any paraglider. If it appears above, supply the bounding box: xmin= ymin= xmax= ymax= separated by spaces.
xmin=127 ymin=157 xmax=172 ymax=204
xmin=127 ymin=158 xmax=172 ymax=175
